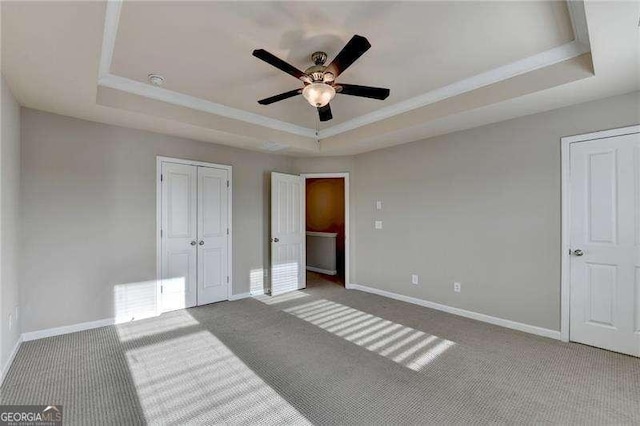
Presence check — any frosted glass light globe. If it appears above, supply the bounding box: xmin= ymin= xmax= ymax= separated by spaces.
xmin=302 ymin=82 xmax=336 ymax=107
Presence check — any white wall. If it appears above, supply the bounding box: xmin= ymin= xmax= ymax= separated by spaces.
xmin=20 ymin=109 xmax=292 ymax=333
xmin=1 ymin=75 xmax=21 ymax=374
xmin=295 ymin=91 xmax=640 ymax=332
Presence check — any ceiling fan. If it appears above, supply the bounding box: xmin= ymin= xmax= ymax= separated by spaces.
xmin=253 ymin=35 xmax=390 ymax=122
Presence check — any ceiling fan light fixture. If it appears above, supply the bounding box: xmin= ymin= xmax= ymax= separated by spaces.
xmin=302 ymin=82 xmax=336 ymax=107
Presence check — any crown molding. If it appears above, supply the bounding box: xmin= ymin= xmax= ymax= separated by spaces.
xmin=318 ymin=40 xmax=590 ymax=139
xmin=98 ymin=0 xmax=591 ymax=142
xmin=567 ymin=0 xmax=591 ymax=49
xmin=98 ymin=0 xmax=122 ymax=78
xmin=98 ymin=73 xmax=316 ymax=138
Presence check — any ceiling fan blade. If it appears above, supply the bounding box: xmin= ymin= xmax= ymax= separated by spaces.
xmin=258 ymin=89 xmax=302 ymax=105
xmin=337 ymin=84 xmax=390 ymax=100
xmin=326 ymin=35 xmax=371 ymax=77
xmin=252 ymin=49 xmax=307 ymax=81
xmin=317 ymin=104 xmax=333 ymax=122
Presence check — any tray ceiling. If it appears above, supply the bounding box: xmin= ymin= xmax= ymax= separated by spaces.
xmin=3 ymin=1 xmax=637 ymax=155
xmin=109 ymin=1 xmax=575 ymax=129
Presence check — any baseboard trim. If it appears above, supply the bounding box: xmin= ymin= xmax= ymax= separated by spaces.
xmin=229 ymin=292 xmax=251 ymax=301
xmin=346 ymin=283 xmax=561 ymax=340
xmin=20 ymin=294 xmax=255 ymax=343
xmin=22 ymin=318 xmax=115 ymax=342
xmin=306 ymin=266 xmax=337 ymax=276
xmin=1 ymin=335 xmax=23 ymax=386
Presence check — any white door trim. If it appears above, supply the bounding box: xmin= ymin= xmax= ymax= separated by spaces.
xmin=156 ymin=156 xmax=233 ymax=306
xmin=301 ymin=172 xmax=350 ymax=287
xmin=560 ymin=125 xmax=640 ymax=342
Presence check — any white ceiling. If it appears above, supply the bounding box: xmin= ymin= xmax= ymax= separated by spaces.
xmin=1 ymin=1 xmax=638 ymax=156
xmin=111 ymin=1 xmax=574 ymax=128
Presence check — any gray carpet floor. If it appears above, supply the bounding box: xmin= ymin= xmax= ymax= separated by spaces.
xmin=2 ymin=273 xmax=639 ymax=425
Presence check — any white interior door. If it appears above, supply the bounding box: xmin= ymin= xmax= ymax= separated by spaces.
xmin=271 ymin=172 xmax=305 ymax=295
xmin=569 ymin=131 xmax=640 ymax=357
xmin=161 ymin=162 xmax=198 ymax=311
xmin=197 ymin=166 xmax=229 ymax=304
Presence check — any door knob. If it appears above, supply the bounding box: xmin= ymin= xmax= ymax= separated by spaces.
xmin=273 ymin=237 xmax=279 ymax=243
xmin=190 ymin=240 xmax=197 ymax=246
xmin=199 ymin=240 xmax=205 ymax=246
xmin=572 ymin=249 xmax=584 ymax=256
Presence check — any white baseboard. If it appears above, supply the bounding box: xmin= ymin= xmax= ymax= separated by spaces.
xmin=346 ymin=283 xmax=561 ymax=340
xmin=1 ymin=335 xmax=23 ymax=386
xmin=306 ymin=266 xmax=337 ymax=276
xmin=21 ymin=317 xmax=115 ymax=342
xmin=20 ymin=293 xmax=255 ymax=344
xmin=229 ymin=292 xmax=251 ymax=301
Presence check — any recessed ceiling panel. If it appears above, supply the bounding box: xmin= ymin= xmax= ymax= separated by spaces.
xmin=110 ymin=1 xmax=574 ymax=128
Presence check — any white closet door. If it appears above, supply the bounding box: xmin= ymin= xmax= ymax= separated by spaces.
xmin=197 ymin=166 xmax=229 ymax=304
xmin=161 ymin=162 xmax=198 ymax=311
xmin=569 ymin=132 xmax=640 ymax=356
xmin=271 ymin=172 xmax=305 ymax=296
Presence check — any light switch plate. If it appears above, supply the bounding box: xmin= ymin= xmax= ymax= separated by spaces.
xmin=375 ymin=220 xmax=383 ymax=229
xmin=376 ymin=201 xmax=382 ymax=210
xmin=411 ymin=274 xmax=419 ymax=285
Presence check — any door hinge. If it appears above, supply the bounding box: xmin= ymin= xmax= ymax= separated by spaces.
xmin=226 ymin=180 xmax=229 ymax=188
xmin=160 ymin=229 xmax=163 ymax=238
xmin=227 ymin=228 xmax=229 ymax=235
xmin=160 ymin=285 xmax=163 ymax=294
xmin=161 ymin=174 xmax=164 ymax=182
xmin=226 ymin=276 xmax=229 ymax=283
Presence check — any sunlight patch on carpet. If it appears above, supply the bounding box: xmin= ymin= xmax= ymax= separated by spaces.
xmin=281 ymin=299 xmax=456 ymax=371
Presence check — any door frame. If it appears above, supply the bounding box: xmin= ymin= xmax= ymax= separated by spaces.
xmin=156 ymin=156 xmax=233 ymax=308
xmin=560 ymin=125 xmax=640 ymax=342
xmin=300 ymin=172 xmax=350 ymax=288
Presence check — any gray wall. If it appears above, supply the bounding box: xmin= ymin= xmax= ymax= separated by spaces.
xmin=16 ymin=90 xmax=640 ymax=335
xmin=296 ymin=91 xmax=639 ymax=331
xmin=1 ymin=75 xmax=21 ymax=371
xmin=20 ymin=109 xmax=292 ymax=333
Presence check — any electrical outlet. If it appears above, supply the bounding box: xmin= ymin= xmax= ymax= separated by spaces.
xmin=8 ymin=313 xmax=13 ymax=330
xmin=376 ymin=201 xmax=383 ymax=210
xmin=411 ymin=274 xmax=419 ymax=285
xmin=375 ymin=220 xmax=383 ymax=229
xmin=453 ymin=282 xmax=461 ymax=293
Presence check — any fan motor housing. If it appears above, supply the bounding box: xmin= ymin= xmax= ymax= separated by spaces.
xmin=311 ymin=51 xmax=327 ymax=65
xmin=305 ymin=52 xmax=335 ymax=83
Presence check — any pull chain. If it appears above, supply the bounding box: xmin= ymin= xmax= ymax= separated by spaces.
xmin=315 ymin=112 xmax=320 ymax=146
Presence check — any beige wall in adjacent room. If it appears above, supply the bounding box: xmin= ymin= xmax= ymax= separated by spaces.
xmin=296 ymin=91 xmax=639 ymax=331
xmin=20 ymin=109 xmax=292 ymax=333
xmin=306 ymin=178 xmax=346 ymax=278
xmin=293 ymin=156 xmax=356 ymax=282
xmin=1 ymin=75 xmax=21 ymax=372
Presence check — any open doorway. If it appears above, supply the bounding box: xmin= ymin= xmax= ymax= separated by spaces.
xmin=302 ymin=173 xmax=349 ymax=288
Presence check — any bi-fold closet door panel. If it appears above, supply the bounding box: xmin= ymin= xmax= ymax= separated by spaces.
xmin=161 ymin=162 xmax=198 ymax=311
xmin=197 ymin=166 xmax=229 ymax=305
xmin=161 ymin=162 xmax=229 ymax=311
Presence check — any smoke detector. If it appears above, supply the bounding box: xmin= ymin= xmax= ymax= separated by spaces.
xmin=148 ymin=74 xmax=165 ymax=87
